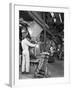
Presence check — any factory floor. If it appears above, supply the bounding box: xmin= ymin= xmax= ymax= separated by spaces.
xmin=19 ymin=60 xmax=64 ymax=79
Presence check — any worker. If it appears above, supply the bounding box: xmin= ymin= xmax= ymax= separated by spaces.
xmin=21 ymin=26 xmax=37 ymax=74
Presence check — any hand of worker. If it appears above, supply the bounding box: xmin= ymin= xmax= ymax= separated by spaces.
xmin=35 ymin=44 xmax=39 ymax=48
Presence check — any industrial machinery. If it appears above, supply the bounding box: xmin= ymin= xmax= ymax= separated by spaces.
xmin=19 ymin=11 xmax=64 ymax=78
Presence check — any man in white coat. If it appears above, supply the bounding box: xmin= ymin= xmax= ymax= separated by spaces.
xmin=21 ymin=26 xmax=36 ymax=74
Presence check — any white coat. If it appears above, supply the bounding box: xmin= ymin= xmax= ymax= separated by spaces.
xmin=21 ymin=38 xmax=36 ymax=72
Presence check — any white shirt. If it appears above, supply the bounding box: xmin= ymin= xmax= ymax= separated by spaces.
xmin=21 ymin=38 xmax=36 ymax=51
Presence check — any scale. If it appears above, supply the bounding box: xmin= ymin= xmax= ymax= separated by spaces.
xmin=34 ymin=52 xmax=50 ymax=78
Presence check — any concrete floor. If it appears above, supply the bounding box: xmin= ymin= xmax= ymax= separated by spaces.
xmin=19 ymin=60 xmax=64 ymax=79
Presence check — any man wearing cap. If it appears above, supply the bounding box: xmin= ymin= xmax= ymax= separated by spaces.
xmin=21 ymin=26 xmax=37 ymax=74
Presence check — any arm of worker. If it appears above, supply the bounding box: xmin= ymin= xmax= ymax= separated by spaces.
xmin=26 ymin=39 xmax=36 ymax=47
